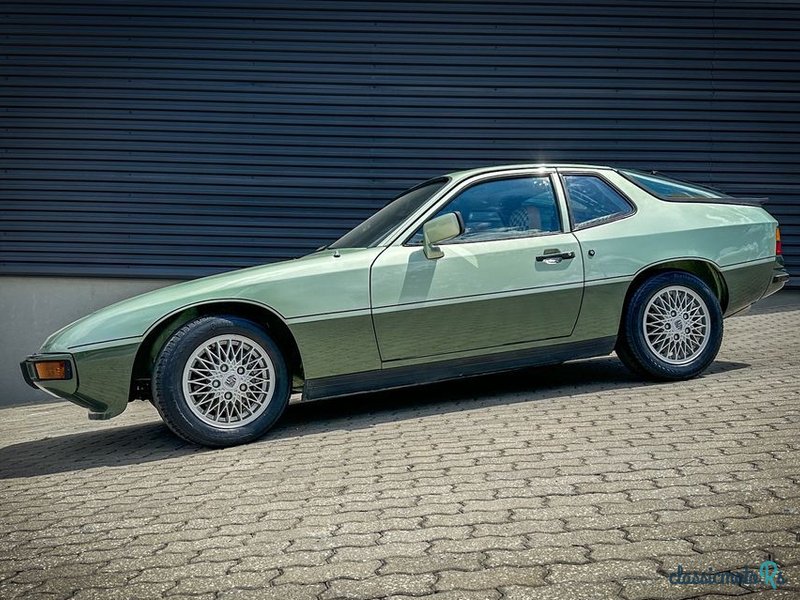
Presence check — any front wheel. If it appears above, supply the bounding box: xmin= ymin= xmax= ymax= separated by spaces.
xmin=152 ymin=315 xmax=290 ymax=447
xmin=616 ymin=271 xmax=723 ymax=380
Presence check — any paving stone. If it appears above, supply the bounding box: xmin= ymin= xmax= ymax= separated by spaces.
xmin=379 ymin=525 xmax=471 ymax=543
xmin=330 ymin=541 xmax=429 ymax=562
xmin=502 ymin=581 xmax=621 ymax=600
xmin=380 ymin=552 xmax=484 ymax=574
xmin=435 ymin=566 xmax=548 ymax=591
xmin=656 ymin=549 xmax=769 ymax=573
xmin=691 ymin=531 xmax=798 ymax=552
xmin=273 ymin=559 xmax=381 ymax=585
xmin=392 ymin=592 xmax=501 ymax=600
xmin=473 ymin=519 xmax=565 ymax=537
xmin=590 ymin=540 xmax=696 ymax=561
xmin=565 ymin=512 xmax=657 ymax=531
xmin=228 ymin=550 xmax=331 ymax=572
xmin=547 ymin=492 xmax=629 ymax=507
xmin=484 ymin=546 xmax=589 ymax=567
xmin=127 ymin=561 xmax=236 ymax=584
xmin=525 ymin=528 xmax=628 ymax=547
xmin=168 ymin=570 xmax=280 ymax=594
xmin=287 ymin=532 xmax=379 ymax=552
xmin=320 ymin=573 xmax=436 ymax=599
xmin=430 ymin=536 xmax=527 ymax=554
xmin=1 ymin=302 xmax=798 ymax=599
xmin=620 ymin=577 xmax=748 ymax=600
xmin=656 ymin=505 xmax=750 ymax=524
xmin=547 ymin=559 xmax=660 ymax=583
xmin=71 ymin=582 xmax=178 ymax=599
xmin=723 ymin=514 xmax=800 ymax=533
xmin=217 ymin=585 xmax=327 ymax=600
xmin=626 ymin=520 xmax=725 ymax=542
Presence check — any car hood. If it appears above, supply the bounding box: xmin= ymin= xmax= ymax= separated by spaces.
xmin=41 ymin=247 xmax=381 ymax=352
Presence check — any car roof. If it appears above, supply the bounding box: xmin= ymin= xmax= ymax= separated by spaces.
xmin=446 ymin=163 xmax=616 ymax=180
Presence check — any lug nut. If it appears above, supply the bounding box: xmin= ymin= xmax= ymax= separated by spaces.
xmin=212 ymin=380 xmax=221 ymax=388
xmin=239 ymin=384 xmax=247 ymax=391
xmin=237 ymin=367 xmax=245 ymax=375
xmin=224 ymin=392 xmax=232 ymax=400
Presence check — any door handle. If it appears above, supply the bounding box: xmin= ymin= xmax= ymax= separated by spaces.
xmin=535 ymin=250 xmax=575 ymax=264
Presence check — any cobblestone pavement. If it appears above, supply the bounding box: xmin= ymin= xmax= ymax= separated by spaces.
xmin=1 ymin=298 xmax=799 ymax=600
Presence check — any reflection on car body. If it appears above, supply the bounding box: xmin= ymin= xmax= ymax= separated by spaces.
xmin=22 ymin=164 xmax=788 ymax=447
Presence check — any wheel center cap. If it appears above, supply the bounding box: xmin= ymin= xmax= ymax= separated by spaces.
xmin=674 ymin=319 xmax=684 ymax=331
xmin=224 ymin=373 xmax=237 ymax=388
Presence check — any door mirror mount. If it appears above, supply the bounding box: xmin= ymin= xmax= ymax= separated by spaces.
xmin=423 ymin=212 xmax=464 ymax=259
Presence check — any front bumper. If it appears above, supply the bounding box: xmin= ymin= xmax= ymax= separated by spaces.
xmin=20 ymin=339 xmax=141 ymax=420
xmin=21 ymin=353 xmax=79 ymax=396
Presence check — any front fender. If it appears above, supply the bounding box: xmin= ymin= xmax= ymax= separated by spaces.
xmin=41 ymin=248 xmax=380 ymax=353
xmin=32 ymin=248 xmax=382 ymax=420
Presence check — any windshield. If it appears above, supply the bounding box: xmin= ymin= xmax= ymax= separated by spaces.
xmin=329 ymin=178 xmax=448 ymax=249
xmin=622 ymin=169 xmax=729 ymax=199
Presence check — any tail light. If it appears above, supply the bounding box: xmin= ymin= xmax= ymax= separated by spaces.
xmin=776 ymin=227 xmax=782 ymax=255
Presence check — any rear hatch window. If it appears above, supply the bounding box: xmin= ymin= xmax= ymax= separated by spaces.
xmin=621 ymin=170 xmax=730 ymax=199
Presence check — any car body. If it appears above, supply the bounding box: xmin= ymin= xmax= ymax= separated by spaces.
xmin=22 ymin=164 xmax=788 ymax=446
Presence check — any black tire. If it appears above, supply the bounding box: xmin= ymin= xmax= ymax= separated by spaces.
xmin=616 ymin=271 xmax=723 ymax=381
xmin=152 ymin=315 xmax=290 ymax=447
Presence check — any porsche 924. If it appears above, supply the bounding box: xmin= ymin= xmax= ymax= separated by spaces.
xmin=21 ymin=164 xmax=788 ymax=446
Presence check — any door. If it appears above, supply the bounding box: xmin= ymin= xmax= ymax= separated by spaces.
xmin=370 ymin=174 xmax=584 ymax=362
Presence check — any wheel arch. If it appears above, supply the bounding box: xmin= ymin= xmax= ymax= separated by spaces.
xmin=622 ymin=258 xmax=729 ymax=326
xmin=129 ymin=300 xmax=303 ymax=402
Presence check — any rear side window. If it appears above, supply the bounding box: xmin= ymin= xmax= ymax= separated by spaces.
xmin=622 ymin=170 xmax=727 ymax=199
xmin=562 ymin=175 xmax=634 ymax=229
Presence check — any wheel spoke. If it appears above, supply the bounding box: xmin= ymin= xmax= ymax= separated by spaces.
xmin=642 ymin=285 xmax=711 ymax=366
xmin=182 ymin=333 xmax=277 ymax=429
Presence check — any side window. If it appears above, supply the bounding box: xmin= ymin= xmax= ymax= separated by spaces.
xmin=562 ymin=175 xmax=634 ymax=229
xmin=408 ymin=176 xmax=561 ymax=245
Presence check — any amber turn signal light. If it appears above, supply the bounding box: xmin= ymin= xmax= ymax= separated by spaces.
xmin=34 ymin=360 xmax=70 ymax=381
xmin=776 ymin=227 xmax=782 ymax=256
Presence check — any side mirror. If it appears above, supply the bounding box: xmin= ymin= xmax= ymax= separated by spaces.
xmin=423 ymin=212 xmax=464 ymax=259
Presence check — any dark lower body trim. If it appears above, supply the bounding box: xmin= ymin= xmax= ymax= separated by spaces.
xmin=304 ymin=336 xmax=616 ymax=401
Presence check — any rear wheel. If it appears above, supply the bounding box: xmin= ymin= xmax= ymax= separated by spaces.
xmin=616 ymin=271 xmax=723 ymax=380
xmin=152 ymin=315 xmax=290 ymax=447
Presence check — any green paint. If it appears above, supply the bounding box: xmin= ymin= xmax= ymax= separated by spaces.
xmin=371 ymin=233 xmax=583 ymax=361
xmin=24 ymin=164 xmax=784 ymax=421
xmin=289 ymin=313 xmax=381 ymax=378
xmin=722 ymin=260 xmax=775 ymax=315
xmin=34 ymin=341 xmax=138 ymax=419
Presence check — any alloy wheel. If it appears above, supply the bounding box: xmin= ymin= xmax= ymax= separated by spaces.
xmin=642 ymin=285 xmax=711 ymax=365
xmin=181 ymin=334 xmax=275 ymax=428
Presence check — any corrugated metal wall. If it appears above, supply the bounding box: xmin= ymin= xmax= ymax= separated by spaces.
xmin=1 ymin=0 xmax=798 ymax=282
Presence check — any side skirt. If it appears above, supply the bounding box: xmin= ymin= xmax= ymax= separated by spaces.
xmin=303 ymin=336 xmax=617 ymax=401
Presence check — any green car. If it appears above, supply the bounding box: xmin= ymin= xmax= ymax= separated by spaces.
xmin=21 ymin=164 xmax=788 ymax=447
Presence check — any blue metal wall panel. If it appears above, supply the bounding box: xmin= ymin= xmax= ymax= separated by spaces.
xmin=1 ymin=0 xmax=798 ymax=282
